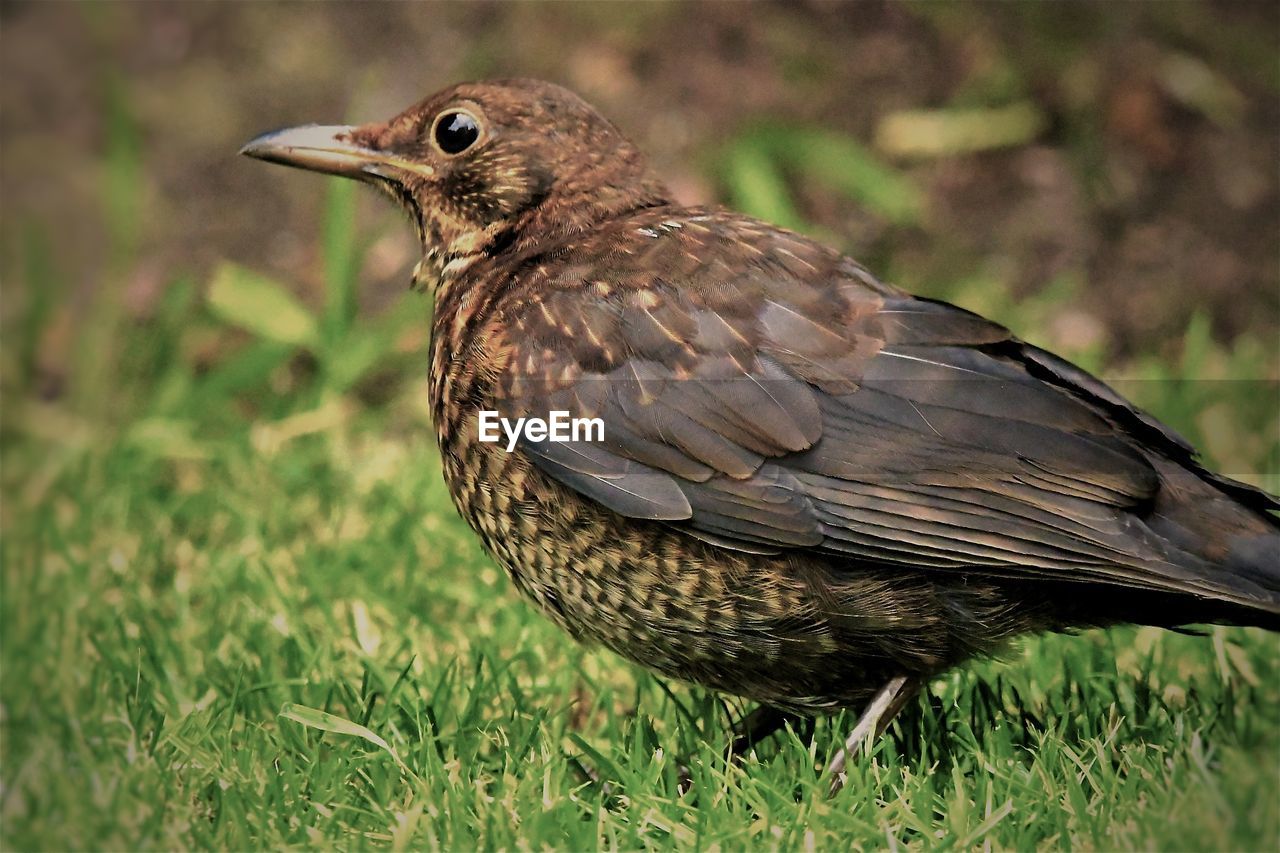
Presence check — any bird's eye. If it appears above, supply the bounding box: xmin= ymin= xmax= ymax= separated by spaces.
xmin=433 ymin=110 xmax=481 ymax=155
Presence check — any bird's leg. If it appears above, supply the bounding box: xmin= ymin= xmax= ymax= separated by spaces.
xmin=669 ymin=705 xmax=809 ymax=794
xmin=824 ymin=675 xmax=917 ymax=797
xmin=729 ymin=705 xmax=810 ymax=758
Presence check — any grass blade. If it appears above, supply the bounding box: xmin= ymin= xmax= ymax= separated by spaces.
xmin=280 ymin=702 xmax=419 ymax=783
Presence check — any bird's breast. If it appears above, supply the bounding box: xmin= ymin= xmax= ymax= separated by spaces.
xmin=427 ymin=334 xmax=837 ymax=698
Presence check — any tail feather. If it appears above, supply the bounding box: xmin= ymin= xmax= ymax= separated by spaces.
xmin=1223 ymin=531 xmax=1280 ymax=597
xmin=1144 ymin=455 xmax=1280 ymax=623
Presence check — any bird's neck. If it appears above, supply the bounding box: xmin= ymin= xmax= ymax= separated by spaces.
xmin=417 ymin=178 xmax=670 ymax=280
xmin=513 ymin=177 xmax=671 ymax=250
xmin=418 ymin=176 xmax=672 ymax=315
xmin=410 ymin=211 xmax=510 ymax=294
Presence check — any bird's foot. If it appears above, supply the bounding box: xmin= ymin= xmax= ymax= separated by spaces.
xmin=824 ymin=675 xmax=918 ymax=797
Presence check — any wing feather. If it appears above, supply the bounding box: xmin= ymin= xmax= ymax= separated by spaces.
xmin=497 ymin=211 xmax=1275 ymax=610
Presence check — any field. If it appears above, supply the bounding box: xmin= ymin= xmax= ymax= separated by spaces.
xmin=2 ymin=3 xmax=1278 ymax=849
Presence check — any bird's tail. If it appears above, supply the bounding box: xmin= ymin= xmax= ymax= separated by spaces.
xmin=1143 ymin=456 xmax=1280 ymax=629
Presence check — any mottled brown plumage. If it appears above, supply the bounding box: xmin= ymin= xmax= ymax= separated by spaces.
xmin=243 ymin=80 xmax=1279 ymax=735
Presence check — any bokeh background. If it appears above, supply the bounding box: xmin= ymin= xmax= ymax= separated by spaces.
xmin=2 ymin=2 xmax=1277 ymax=849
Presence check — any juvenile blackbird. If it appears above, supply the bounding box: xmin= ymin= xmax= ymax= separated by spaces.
xmin=243 ymin=79 xmax=1279 ymax=785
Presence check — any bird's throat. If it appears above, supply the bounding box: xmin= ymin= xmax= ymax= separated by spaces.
xmin=411 ymin=215 xmax=512 ymax=295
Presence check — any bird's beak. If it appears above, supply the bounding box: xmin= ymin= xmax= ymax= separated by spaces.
xmin=240 ymin=124 xmax=376 ymax=178
xmin=239 ymin=124 xmax=435 ymax=181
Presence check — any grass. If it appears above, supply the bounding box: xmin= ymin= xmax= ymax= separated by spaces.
xmin=3 ymin=92 xmax=1279 ymax=850
xmin=3 ymin=391 xmax=1278 ymax=849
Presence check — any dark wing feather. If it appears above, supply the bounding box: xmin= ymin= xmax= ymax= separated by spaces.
xmin=1017 ymin=342 xmax=1280 ymax=513
xmin=497 ymin=212 xmax=1279 ymax=612
xmin=526 ymin=438 xmax=691 ymax=521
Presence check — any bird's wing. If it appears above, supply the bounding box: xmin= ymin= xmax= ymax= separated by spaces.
xmin=493 ymin=213 xmax=1277 ymax=607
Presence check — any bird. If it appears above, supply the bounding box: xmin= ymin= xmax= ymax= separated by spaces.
xmin=242 ymin=79 xmax=1279 ymax=793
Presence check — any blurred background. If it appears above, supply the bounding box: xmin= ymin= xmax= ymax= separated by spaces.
xmin=3 ymin=2 xmax=1278 ymax=410
xmin=2 ymin=2 xmax=1278 ymax=849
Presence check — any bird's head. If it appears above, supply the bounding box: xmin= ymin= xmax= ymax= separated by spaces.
xmin=241 ymin=79 xmax=670 ymax=290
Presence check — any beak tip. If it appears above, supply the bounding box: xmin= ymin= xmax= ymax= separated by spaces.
xmin=238 ymin=129 xmax=285 ymax=160
xmin=237 ymin=124 xmax=366 ymax=173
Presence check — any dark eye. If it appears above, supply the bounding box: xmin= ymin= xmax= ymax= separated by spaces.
xmin=433 ymin=111 xmax=480 ymax=155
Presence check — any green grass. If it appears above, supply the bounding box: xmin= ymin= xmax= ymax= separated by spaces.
xmin=3 ymin=106 xmax=1278 ymax=850
xmin=3 ymin=399 xmax=1277 ymax=849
